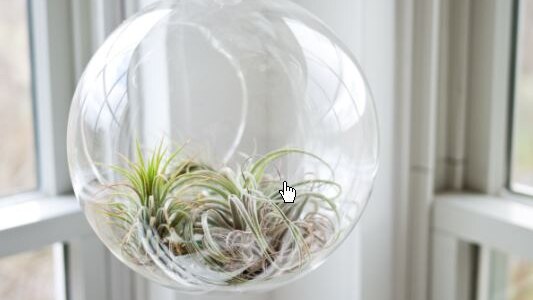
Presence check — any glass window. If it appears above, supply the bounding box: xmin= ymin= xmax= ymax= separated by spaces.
xmin=507 ymin=257 xmax=533 ymax=300
xmin=0 ymin=0 xmax=37 ymax=196
xmin=490 ymin=252 xmax=533 ymax=300
xmin=511 ymin=0 xmax=533 ymax=193
xmin=0 ymin=1 xmax=56 ymax=298
xmin=0 ymin=247 xmax=56 ymax=300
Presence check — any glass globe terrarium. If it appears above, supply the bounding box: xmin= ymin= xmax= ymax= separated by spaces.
xmin=67 ymin=0 xmax=378 ymax=294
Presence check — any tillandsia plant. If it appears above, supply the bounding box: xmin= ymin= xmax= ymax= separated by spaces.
xmin=102 ymin=142 xmax=342 ymax=287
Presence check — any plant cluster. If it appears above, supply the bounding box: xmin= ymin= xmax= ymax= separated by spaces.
xmin=102 ymin=143 xmax=341 ymax=287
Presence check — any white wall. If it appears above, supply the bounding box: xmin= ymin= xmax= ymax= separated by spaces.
xmin=273 ymin=1 xmax=396 ymax=300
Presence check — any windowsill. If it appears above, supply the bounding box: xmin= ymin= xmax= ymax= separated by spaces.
xmin=0 ymin=194 xmax=92 ymax=257
xmin=434 ymin=192 xmax=533 ymax=260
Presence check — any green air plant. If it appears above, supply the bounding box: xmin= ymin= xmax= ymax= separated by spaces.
xmin=102 ymin=142 xmax=342 ymax=286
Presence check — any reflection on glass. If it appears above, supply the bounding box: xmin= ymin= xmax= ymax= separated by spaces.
xmin=0 ymin=247 xmax=56 ymax=300
xmin=491 ymin=254 xmax=533 ymax=300
xmin=511 ymin=0 xmax=533 ymax=193
xmin=508 ymin=257 xmax=533 ymax=300
xmin=0 ymin=0 xmax=37 ymax=196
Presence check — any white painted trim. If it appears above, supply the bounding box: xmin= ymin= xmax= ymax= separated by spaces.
xmin=430 ymin=1 xmax=515 ymax=298
xmin=432 ymin=193 xmax=533 ymax=300
xmin=91 ymin=0 xmax=124 ymax=47
xmin=393 ymin=1 xmax=413 ymax=299
xmin=436 ymin=0 xmax=471 ymax=191
xmin=54 ymin=244 xmax=68 ymax=300
xmin=0 ymin=195 xmax=91 ymax=257
xmin=70 ymin=1 xmax=138 ymax=299
xmin=509 ymin=0 xmax=529 ymax=195
xmin=71 ymin=0 xmax=94 ymax=78
xmin=399 ymin=0 xmax=516 ymax=298
xmin=476 ymin=247 xmax=492 ymax=300
xmin=403 ymin=0 xmax=443 ymax=299
xmin=431 ymin=230 xmax=474 ymax=300
xmin=123 ymin=0 xmax=140 ymax=18
xmin=434 ymin=193 xmax=533 ymax=261
xmin=465 ymin=0 xmax=514 ymax=194
xmin=30 ymin=0 xmax=76 ymax=195
xmin=67 ymin=235 xmax=110 ymax=300
xmin=22 ymin=1 xmax=135 ymax=300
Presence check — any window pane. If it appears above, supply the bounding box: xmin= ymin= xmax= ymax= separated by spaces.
xmin=0 ymin=247 xmax=56 ymax=300
xmin=508 ymin=257 xmax=533 ymax=300
xmin=491 ymin=253 xmax=533 ymax=300
xmin=511 ymin=0 xmax=533 ymax=193
xmin=0 ymin=0 xmax=37 ymax=196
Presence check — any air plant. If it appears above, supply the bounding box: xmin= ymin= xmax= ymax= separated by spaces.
xmin=102 ymin=142 xmax=341 ymax=287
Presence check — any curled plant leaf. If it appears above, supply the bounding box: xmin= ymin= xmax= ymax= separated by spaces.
xmin=100 ymin=142 xmax=342 ymax=287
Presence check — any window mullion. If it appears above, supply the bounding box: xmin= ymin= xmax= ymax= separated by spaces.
xmin=66 ymin=236 xmax=110 ymax=300
xmin=27 ymin=2 xmax=136 ymax=300
xmin=29 ymin=0 xmax=76 ymax=196
xmin=464 ymin=0 xmax=514 ymax=194
xmin=431 ymin=230 xmax=475 ymax=300
xmin=91 ymin=0 xmax=124 ymax=47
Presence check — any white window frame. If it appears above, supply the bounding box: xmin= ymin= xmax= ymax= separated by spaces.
xmin=4 ymin=1 xmax=525 ymax=300
xmin=0 ymin=1 xmax=140 ymax=300
xmin=396 ymin=0 xmax=530 ymax=299
xmin=0 ymin=1 xmax=399 ymax=299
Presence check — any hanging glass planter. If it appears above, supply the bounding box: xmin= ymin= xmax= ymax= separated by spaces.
xmin=67 ymin=0 xmax=379 ymax=293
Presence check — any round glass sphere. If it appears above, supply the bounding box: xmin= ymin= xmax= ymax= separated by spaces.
xmin=67 ymin=0 xmax=378 ymax=293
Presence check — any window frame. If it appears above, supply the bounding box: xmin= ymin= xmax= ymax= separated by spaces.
xmin=3 ymin=0 xmax=527 ymax=300
xmin=396 ymin=0 xmax=525 ymax=300
xmin=0 ymin=1 xmax=139 ymax=300
xmin=508 ymin=0 xmax=533 ymax=197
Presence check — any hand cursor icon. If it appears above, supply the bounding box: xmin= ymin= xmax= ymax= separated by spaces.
xmin=279 ymin=181 xmax=296 ymax=203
